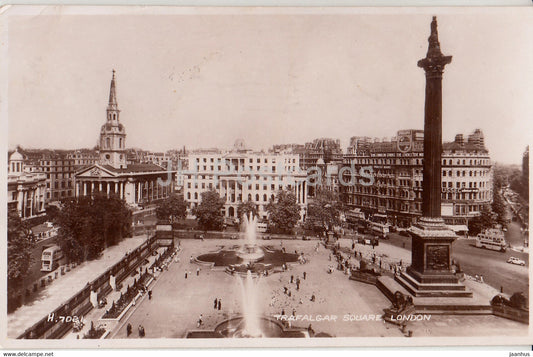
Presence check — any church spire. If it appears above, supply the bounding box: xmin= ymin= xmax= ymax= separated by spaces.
xmin=100 ymin=69 xmax=126 ymax=169
xmin=108 ymin=69 xmax=118 ymax=111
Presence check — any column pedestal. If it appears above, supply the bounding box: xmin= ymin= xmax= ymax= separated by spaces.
xmin=395 ymin=217 xmax=472 ymax=297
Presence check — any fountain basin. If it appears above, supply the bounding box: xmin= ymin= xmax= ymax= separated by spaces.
xmin=185 ymin=317 xmax=309 ymax=338
xmin=196 ymin=246 xmax=298 ymax=272
xmin=237 ymin=244 xmax=265 ymax=262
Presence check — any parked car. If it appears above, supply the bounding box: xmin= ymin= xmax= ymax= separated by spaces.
xmin=507 ymin=257 xmax=526 ymax=266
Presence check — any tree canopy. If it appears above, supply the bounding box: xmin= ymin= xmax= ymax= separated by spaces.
xmin=492 ymin=191 xmax=507 ymax=226
xmin=55 ymin=192 xmax=132 ymax=262
xmin=266 ymin=189 xmax=301 ymax=234
xmin=237 ymin=200 xmax=258 ymax=221
xmin=304 ymin=189 xmax=343 ymax=234
xmin=468 ymin=205 xmax=495 ymax=236
xmin=156 ymin=193 xmax=187 ymax=223
xmin=193 ymin=190 xmax=225 ymax=231
xmin=7 ymin=210 xmax=34 ymax=293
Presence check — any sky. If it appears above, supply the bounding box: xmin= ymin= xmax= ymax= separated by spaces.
xmin=5 ymin=7 xmax=533 ymax=164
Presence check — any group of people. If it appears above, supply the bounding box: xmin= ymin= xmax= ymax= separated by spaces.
xmin=213 ymin=298 xmax=222 ymax=310
xmin=126 ymin=323 xmax=145 ymax=338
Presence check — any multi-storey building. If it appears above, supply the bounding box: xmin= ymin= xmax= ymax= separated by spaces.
xmin=300 ymin=138 xmax=343 ymax=170
xmin=340 ymin=129 xmax=493 ymax=228
xmin=67 ymin=149 xmax=99 ymax=171
xmin=38 ymin=153 xmax=75 ymax=202
xmin=184 ymin=141 xmax=308 ymax=221
xmin=12 ymin=148 xmax=76 ymax=203
xmin=7 ymin=150 xmax=47 ymax=219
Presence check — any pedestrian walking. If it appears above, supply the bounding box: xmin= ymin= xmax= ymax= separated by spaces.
xmin=197 ymin=267 xmax=200 ymax=276
xmin=148 ymin=290 xmax=152 ymax=300
xmin=197 ymin=314 xmax=203 ymax=327
xmin=126 ymin=323 xmax=132 ymax=337
xmin=218 ymin=299 xmax=222 ymax=310
xmin=303 ymin=272 xmax=307 ymax=280
xmin=185 ymin=271 xmax=188 ymax=279
xmin=138 ymin=325 xmax=143 ymax=338
xmin=290 ymin=275 xmax=294 ymax=283
xmin=214 ymin=298 xmax=218 ymax=309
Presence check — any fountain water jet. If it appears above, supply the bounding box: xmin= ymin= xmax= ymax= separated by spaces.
xmin=237 ymin=212 xmax=264 ymax=263
xmin=237 ymin=270 xmax=263 ymax=337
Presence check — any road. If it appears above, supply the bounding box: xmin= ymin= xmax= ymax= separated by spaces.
xmin=382 ymin=232 xmax=529 ymax=297
xmin=22 ymin=237 xmax=67 ymax=290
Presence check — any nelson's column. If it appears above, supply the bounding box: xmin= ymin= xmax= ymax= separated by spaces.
xmin=396 ymin=17 xmax=472 ymax=297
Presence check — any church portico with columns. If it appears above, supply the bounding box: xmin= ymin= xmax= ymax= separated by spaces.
xmin=75 ymin=71 xmax=175 ymax=206
xmin=75 ymin=163 xmax=174 ymax=207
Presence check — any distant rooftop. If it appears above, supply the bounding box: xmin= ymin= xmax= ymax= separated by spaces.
xmin=101 ymin=163 xmax=166 ymax=173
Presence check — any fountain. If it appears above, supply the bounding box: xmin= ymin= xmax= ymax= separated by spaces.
xmin=237 ymin=212 xmax=265 ymax=263
xmin=188 ymin=212 xmax=307 ymax=338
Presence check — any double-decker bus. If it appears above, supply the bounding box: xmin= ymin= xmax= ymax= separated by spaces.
xmin=256 ymin=222 xmax=268 ymax=233
xmin=41 ymin=245 xmax=63 ymax=272
xmin=368 ymin=213 xmax=390 ymax=236
xmin=475 ymin=229 xmax=507 ymax=252
xmin=369 ymin=221 xmax=390 ymax=236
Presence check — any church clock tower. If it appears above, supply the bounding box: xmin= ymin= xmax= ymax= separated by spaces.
xmin=99 ymin=70 xmax=127 ymax=169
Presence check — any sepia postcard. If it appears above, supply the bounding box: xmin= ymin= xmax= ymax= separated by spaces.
xmin=1 ymin=5 xmax=532 ymax=350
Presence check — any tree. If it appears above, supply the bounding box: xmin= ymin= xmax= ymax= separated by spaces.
xmin=193 ymin=190 xmax=225 ymax=231
xmin=510 ymin=175 xmax=529 ymax=201
xmin=266 ymin=189 xmax=301 ymax=234
xmin=7 ymin=211 xmax=34 ymax=295
xmin=468 ymin=205 xmax=494 ymax=236
xmin=45 ymin=205 xmax=60 ymax=223
xmin=492 ymin=191 xmax=507 ymax=226
xmin=55 ymin=192 xmax=132 ymax=262
xmin=304 ymin=189 xmax=342 ymax=234
xmin=156 ymin=194 xmax=187 ymax=223
xmin=237 ymin=200 xmax=258 ymax=221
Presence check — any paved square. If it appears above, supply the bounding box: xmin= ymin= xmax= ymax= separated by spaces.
xmin=111 ymin=238 xmax=528 ymax=339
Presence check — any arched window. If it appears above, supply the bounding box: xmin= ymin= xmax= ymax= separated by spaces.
xmin=106 ymin=137 xmax=111 ymax=148
xmin=255 ymin=194 xmax=259 ymax=202
xmin=187 ymin=192 xmax=191 ymax=199
xmin=248 ymin=193 xmax=252 ymax=201
xmin=263 ymin=194 xmax=267 ymax=202
xmin=194 ymin=192 xmax=198 ymax=199
xmin=119 ymin=138 xmax=123 ymax=148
